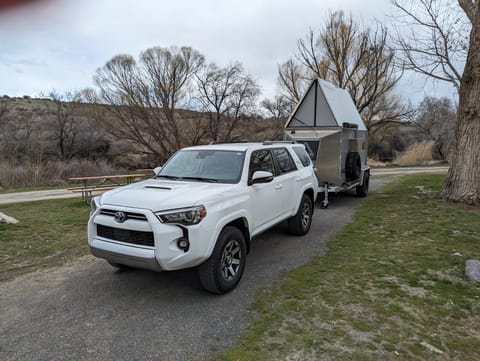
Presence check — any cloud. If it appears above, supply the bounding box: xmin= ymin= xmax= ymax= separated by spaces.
xmin=15 ymin=59 xmax=48 ymax=67
xmin=0 ymin=0 xmax=456 ymax=103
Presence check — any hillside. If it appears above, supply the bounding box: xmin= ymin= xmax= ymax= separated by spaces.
xmin=0 ymin=96 xmax=284 ymax=188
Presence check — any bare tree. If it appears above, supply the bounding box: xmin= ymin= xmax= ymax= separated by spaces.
xmin=13 ymin=107 xmax=44 ymax=163
xmin=94 ymin=46 xmax=205 ymax=161
xmin=261 ymin=95 xmax=292 ymax=120
xmin=278 ymin=11 xmax=411 ymax=134
xmin=277 ymin=58 xmax=308 ymax=105
xmin=392 ymin=0 xmax=468 ymax=89
xmin=44 ymin=90 xmax=80 ymax=160
xmin=225 ymin=72 xmax=260 ymax=141
xmin=196 ymin=62 xmax=260 ymax=142
xmin=415 ymin=96 xmax=457 ymax=160
xmin=392 ymin=0 xmax=480 ymax=205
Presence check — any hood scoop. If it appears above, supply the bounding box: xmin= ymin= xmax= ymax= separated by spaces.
xmin=144 ymin=185 xmax=172 ymax=190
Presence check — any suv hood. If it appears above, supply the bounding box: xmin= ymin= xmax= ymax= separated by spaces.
xmin=99 ymin=178 xmax=235 ymax=211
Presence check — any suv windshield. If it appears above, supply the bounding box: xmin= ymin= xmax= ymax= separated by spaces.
xmin=158 ymin=149 xmax=245 ymax=183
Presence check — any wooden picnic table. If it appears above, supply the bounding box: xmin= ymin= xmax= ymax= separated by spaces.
xmin=68 ymin=173 xmax=151 ymax=202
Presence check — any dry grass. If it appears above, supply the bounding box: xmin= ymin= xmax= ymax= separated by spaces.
xmin=0 ymin=160 xmax=118 ymax=189
xmin=367 ymin=158 xmax=388 ymax=167
xmin=394 ymin=142 xmax=434 ymax=166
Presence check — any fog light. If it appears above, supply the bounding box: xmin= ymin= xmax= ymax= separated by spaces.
xmin=177 ymin=238 xmax=190 ymax=252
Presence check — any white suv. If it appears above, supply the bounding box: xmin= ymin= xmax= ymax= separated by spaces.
xmin=88 ymin=142 xmax=318 ymax=294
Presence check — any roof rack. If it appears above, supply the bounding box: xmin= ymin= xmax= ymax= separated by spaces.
xmin=208 ymin=141 xmax=252 ymax=145
xmin=262 ymin=141 xmax=297 ymax=145
xmin=208 ymin=141 xmax=298 ymax=146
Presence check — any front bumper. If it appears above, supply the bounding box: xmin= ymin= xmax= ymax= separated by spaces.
xmin=90 ymin=238 xmax=162 ymax=271
xmin=88 ymin=205 xmax=216 ymax=271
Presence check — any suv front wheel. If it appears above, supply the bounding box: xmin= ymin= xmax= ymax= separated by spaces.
xmin=198 ymin=226 xmax=246 ymax=294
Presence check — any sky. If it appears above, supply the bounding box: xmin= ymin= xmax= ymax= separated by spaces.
xmin=0 ymin=0 xmax=458 ymax=103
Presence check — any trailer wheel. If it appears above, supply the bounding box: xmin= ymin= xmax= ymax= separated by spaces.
xmin=346 ymin=152 xmax=361 ymax=181
xmin=356 ymin=171 xmax=369 ymax=197
xmin=288 ymin=194 xmax=313 ymax=235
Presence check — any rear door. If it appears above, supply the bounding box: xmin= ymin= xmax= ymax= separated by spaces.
xmin=271 ymin=147 xmax=298 ymax=215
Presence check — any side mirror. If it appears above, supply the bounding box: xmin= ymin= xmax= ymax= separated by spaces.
xmin=250 ymin=171 xmax=274 ymax=185
xmin=153 ymin=166 xmax=162 ymax=176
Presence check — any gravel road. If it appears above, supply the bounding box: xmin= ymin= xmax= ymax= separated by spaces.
xmin=0 ymin=176 xmax=397 ymax=361
xmin=0 ymin=189 xmax=78 ymax=205
xmin=370 ymin=166 xmax=448 ymax=176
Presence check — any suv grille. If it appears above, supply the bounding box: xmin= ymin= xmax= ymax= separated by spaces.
xmin=100 ymin=209 xmax=148 ymax=221
xmin=97 ymin=224 xmax=154 ymax=247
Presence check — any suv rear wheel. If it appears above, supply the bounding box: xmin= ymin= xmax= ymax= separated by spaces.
xmin=288 ymin=194 xmax=313 ymax=235
xmin=198 ymin=226 xmax=246 ymax=294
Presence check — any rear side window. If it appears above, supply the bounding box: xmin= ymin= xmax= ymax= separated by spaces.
xmin=293 ymin=146 xmax=311 ymax=167
xmin=300 ymin=141 xmax=319 ymax=161
xmin=272 ymin=148 xmax=296 ymax=174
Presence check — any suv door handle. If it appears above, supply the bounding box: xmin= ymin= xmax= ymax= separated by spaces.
xmin=275 ymin=184 xmax=283 ymax=190
xmin=296 ymin=177 xmax=303 ymax=182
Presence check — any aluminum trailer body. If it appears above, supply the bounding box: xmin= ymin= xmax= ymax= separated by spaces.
xmin=284 ymin=79 xmax=369 ymax=207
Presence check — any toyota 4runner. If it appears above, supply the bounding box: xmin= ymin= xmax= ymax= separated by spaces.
xmin=88 ymin=142 xmax=318 ymax=294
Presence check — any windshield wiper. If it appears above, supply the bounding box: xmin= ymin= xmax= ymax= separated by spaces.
xmin=180 ymin=176 xmax=218 ymax=183
xmin=155 ymin=174 xmax=180 ymax=180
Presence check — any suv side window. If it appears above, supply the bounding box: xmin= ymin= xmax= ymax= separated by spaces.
xmin=249 ymin=149 xmax=275 ymax=179
xmin=272 ymin=148 xmax=297 ymax=174
xmin=292 ymin=146 xmax=311 ymax=167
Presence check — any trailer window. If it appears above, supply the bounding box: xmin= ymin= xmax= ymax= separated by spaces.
xmin=292 ymin=146 xmax=311 ymax=167
xmin=272 ymin=148 xmax=296 ymax=174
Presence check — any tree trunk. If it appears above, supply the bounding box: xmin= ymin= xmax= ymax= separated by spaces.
xmin=442 ymin=13 xmax=480 ymax=205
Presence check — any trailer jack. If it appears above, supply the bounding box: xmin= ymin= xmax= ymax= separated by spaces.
xmin=321 ymin=183 xmax=329 ymax=209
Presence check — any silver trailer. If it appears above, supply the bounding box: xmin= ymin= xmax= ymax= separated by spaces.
xmin=284 ymin=79 xmax=370 ymax=208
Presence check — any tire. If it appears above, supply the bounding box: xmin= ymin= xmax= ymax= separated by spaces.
xmin=356 ymin=171 xmax=369 ymax=198
xmin=198 ymin=226 xmax=246 ymax=294
xmin=288 ymin=194 xmax=313 ymax=235
xmin=107 ymin=261 xmax=131 ymax=270
xmin=345 ymin=152 xmax=361 ymax=181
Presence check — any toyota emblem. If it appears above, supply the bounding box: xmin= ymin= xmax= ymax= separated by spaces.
xmin=114 ymin=211 xmax=127 ymax=223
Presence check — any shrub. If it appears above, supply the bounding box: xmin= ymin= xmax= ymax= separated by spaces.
xmin=393 ymin=142 xmax=434 ymax=166
xmin=0 ymin=160 xmax=119 ymax=189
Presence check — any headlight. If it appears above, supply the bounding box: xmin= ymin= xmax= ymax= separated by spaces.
xmin=90 ymin=196 xmax=101 ymax=216
xmin=155 ymin=205 xmax=207 ymax=226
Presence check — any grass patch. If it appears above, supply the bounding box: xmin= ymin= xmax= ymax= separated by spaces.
xmin=215 ymin=174 xmax=480 ymax=361
xmin=0 ymin=198 xmax=90 ymax=282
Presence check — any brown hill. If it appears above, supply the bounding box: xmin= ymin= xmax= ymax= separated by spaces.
xmin=0 ymin=96 xmax=284 ymax=188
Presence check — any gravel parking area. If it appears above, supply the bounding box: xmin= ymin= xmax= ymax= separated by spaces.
xmin=0 ymin=177 xmax=396 ymax=361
